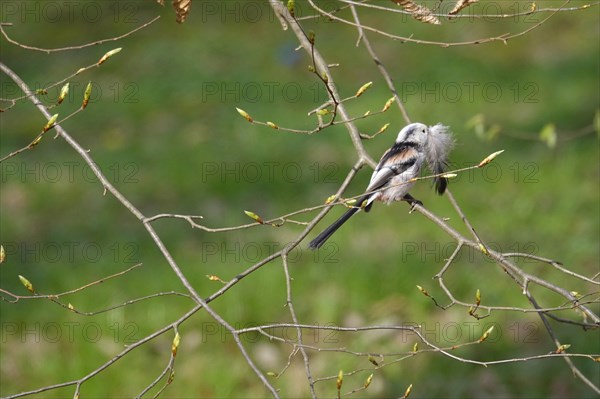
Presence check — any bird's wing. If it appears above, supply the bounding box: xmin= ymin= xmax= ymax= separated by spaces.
xmin=365 ymin=145 xmax=419 ymax=194
xmin=365 ymin=167 xmax=396 ymax=194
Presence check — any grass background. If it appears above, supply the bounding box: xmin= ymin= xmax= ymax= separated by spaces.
xmin=1 ymin=1 xmax=599 ymax=397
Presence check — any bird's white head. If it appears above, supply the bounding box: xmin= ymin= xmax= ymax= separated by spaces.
xmin=395 ymin=122 xmax=429 ymax=145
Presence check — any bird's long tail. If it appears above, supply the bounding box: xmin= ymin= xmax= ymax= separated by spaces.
xmin=308 ymin=206 xmax=360 ymax=250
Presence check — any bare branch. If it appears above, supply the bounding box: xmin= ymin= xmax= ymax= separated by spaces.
xmin=0 ymin=16 xmax=161 ymax=53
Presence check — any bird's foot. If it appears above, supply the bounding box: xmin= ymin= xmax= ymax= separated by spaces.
xmin=403 ymin=194 xmax=423 ymax=213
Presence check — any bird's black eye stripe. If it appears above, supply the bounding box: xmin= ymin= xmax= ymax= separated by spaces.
xmin=403 ymin=127 xmax=416 ymax=140
xmin=403 ymin=125 xmax=426 ymax=139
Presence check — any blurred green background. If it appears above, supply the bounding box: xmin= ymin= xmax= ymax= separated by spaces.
xmin=1 ymin=1 xmax=598 ymax=398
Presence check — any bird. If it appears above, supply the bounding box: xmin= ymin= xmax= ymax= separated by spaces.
xmin=308 ymin=122 xmax=454 ymax=250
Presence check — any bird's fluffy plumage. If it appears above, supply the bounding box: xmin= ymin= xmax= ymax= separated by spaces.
xmin=426 ymin=123 xmax=454 ymax=194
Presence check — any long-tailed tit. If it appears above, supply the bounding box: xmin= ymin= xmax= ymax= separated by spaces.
xmin=308 ymin=122 xmax=454 ymax=250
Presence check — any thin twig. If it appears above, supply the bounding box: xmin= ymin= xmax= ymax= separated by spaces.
xmin=0 ymin=16 xmax=161 ymax=53
xmin=349 ymin=4 xmax=411 ymax=124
